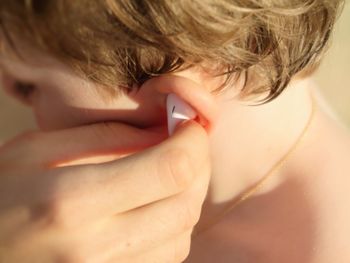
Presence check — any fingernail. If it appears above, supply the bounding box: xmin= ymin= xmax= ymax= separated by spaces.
xmin=166 ymin=93 xmax=197 ymax=136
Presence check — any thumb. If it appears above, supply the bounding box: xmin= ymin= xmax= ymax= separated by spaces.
xmin=161 ymin=120 xmax=210 ymax=180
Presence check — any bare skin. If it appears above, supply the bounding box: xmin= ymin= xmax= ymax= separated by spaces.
xmin=0 ymin=119 xmax=213 ymax=262
xmin=1 ymin=41 xmax=350 ymax=262
xmin=187 ymin=81 xmax=350 ymax=263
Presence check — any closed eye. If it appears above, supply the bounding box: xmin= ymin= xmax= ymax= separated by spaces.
xmin=13 ymin=81 xmax=36 ymax=98
xmin=1 ymin=72 xmax=37 ymax=105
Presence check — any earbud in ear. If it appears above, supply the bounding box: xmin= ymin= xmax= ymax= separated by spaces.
xmin=166 ymin=93 xmax=197 ymax=135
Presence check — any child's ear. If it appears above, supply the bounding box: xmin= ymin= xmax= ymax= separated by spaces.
xmin=140 ymin=74 xmax=219 ymax=133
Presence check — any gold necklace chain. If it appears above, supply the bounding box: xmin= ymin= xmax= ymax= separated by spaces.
xmin=192 ymin=90 xmax=316 ymax=238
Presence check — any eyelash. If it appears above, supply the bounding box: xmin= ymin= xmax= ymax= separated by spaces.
xmin=13 ymin=81 xmax=36 ymax=98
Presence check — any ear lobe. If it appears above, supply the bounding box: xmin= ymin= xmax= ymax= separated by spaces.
xmin=141 ymin=74 xmax=219 ymax=133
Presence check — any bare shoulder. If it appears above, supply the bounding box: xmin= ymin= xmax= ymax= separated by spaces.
xmin=316 ymin=106 xmax=350 ymax=173
xmin=306 ymin=97 xmax=350 ymax=262
xmin=306 ymin=85 xmax=350 ymax=174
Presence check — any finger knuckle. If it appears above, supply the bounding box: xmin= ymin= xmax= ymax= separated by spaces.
xmin=91 ymin=122 xmax=124 ymax=142
xmin=179 ymin=200 xmax=201 ymax=232
xmin=159 ymin=149 xmax=194 ymax=193
xmin=8 ymin=131 xmax=41 ymax=151
xmin=37 ymin=195 xmax=74 ymax=229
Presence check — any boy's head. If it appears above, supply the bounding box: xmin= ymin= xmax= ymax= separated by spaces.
xmin=0 ymin=0 xmax=344 ymax=130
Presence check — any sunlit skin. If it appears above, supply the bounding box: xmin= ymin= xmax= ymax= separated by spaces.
xmin=1 ymin=40 xmax=350 ymax=262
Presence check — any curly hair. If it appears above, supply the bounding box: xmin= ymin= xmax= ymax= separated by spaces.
xmin=0 ymin=0 xmax=345 ymax=103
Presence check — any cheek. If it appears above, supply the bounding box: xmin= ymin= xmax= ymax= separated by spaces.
xmin=31 ymin=80 xmax=102 ymax=130
xmin=33 ymin=83 xmax=167 ymax=131
xmin=33 ymin=92 xmax=88 ymax=130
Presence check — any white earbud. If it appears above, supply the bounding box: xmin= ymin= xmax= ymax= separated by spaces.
xmin=166 ymin=93 xmax=197 ymax=135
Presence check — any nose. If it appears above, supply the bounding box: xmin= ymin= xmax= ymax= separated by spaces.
xmin=1 ymin=72 xmax=36 ymax=106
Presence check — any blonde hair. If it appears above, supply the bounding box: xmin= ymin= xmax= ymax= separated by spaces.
xmin=0 ymin=0 xmax=344 ymax=103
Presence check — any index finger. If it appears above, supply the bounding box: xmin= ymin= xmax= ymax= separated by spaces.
xmin=35 ymin=120 xmax=210 ymax=227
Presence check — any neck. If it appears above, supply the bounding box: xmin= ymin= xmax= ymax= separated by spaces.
xmin=195 ymin=76 xmax=315 ymax=233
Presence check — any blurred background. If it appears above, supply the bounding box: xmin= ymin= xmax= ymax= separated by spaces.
xmin=0 ymin=3 xmax=349 ymax=141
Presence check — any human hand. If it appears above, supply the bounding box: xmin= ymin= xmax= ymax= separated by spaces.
xmin=0 ymin=120 xmax=210 ymax=262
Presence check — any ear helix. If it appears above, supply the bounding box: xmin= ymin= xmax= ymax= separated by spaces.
xmin=166 ymin=93 xmax=197 ymax=135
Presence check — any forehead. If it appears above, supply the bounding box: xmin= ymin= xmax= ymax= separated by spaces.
xmin=0 ymin=30 xmax=84 ymax=88
xmin=0 ymin=35 xmax=64 ymax=71
xmin=0 ymin=31 xmax=124 ymax=102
